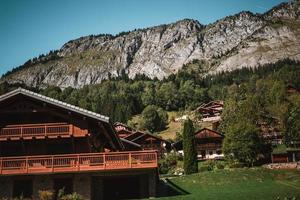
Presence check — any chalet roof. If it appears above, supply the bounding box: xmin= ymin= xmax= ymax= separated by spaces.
xmin=198 ymin=100 xmax=224 ymax=110
xmin=124 ymin=131 xmax=145 ymax=141
xmin=116 ymin=129 xmax=134 ymax=138
xmin=120 ymin=138 xmax=141 ymax=148
xmin=130 ymin=131 xmax=171 ymax=144
xmin=172 ymin=128 xmax=223 ymax=150
xmin=113 ymin=122 xmax=133 ymax=131
xmin=116 ymin=129 xmax=133 ymax=134
xmin=194 ymin=128 xmax=224 ymax=139
xmin=114 ymin=122 xmax=131 ymax=128
xmin=0 ymin=88 xmax=109 ymax=123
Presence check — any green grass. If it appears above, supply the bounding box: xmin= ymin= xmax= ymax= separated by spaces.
xmin=156 ymin=168 xmax=300 ymax=200
xmin=159 ymin=112 xmax=182 ymax=140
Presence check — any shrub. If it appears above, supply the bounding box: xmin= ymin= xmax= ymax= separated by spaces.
xmin=159 ymin=152 xmax=181 ymax=174
xmin=215 ymin=161 xmax=225 ymax=169
xmin=60 ymin=193 xmax=83 ymax=200
xmin=227 ymin=160 xmax=245 ymax=168
xmin=198 ymin=160 xmax=226 ymax=171
xmin=57 ymin=188 xmax=84 ymax=200
xmin=39 ymin=190 xmax=54 ymax=200
xmin=198 ymin=165 xmax=210 ymax=172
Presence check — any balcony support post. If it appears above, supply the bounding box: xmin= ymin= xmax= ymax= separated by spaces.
xmin=70 ymin=124 xmax=73 ymax=136
xmin=51 ymin=156 xmax=54 ymax=172
xmin=77 ymin=155 xmax=80 ymax=171
xmin=26 ymin=156 xmax=28 ymax=173
xmin=0 ymin=158 xmax=2 ymax=174
xmin=129 ymin=153 xmax=132 ymax=168
xmin=44 ymin=125 xmax=47 ymax=137
xmin=103 ymin=154 xmax=106 ymax=169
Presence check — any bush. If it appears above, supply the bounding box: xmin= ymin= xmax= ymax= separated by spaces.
xmin=215 ymin=161 xmax=225 ymax=169
xmin=159 ymin=152 xmax=181 ymax=174
xmin=60 ymin=193 xmax=83 ymax=200
xmin=198 ymin=165 xmax=210 ymax=172
xmin=198 ymin=160 xmax=226 ymax=171
xmin=39 ymin=190 xmax=54 ymax=200
xmin=57 ymin=188 xmax=84 ymax=200
xmin=227 ymin=160 xmax=245 ymax=168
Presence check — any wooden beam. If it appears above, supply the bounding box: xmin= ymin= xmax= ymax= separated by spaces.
xmin=98 ymin=122 xmax=117 ymax=151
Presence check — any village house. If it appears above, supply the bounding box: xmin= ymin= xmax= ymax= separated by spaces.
xmin=256 ymin=116 xmax=299 ymax=163
xmin=113 ymin=124 xmax=172 ymax=158
xmin=173 ymin=128 xmax=224 ymax=160
xmin=0 ymin=88 xmax=158 ymax=200
xmin=270 ymin=85 xmax=300 ymax=163
xmin=197 ymin=101 xmax=224 ymax=130
xmin=113 ymin=122 xmax=133 ymax=132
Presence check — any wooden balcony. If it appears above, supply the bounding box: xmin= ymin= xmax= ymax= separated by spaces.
xmin=196 ymin=143 xmax=222 ymax=150
xmin=0 ymin=123 xmax=88 ymax=141
xmin=0 ymin=151 xmax=157 ymax=175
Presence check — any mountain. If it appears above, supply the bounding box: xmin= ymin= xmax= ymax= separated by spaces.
xmin=2 ymin=1 xmax=300 ymax=88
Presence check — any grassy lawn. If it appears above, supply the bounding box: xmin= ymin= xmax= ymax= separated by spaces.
xmin=159 ymin=121 xmax=181 ymax=140
xmin=156 ymin=168 xmax=300 ymax=200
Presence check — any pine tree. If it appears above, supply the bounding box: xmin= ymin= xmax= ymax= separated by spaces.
xmin=183 ymin=119 xmax=198 ymax=174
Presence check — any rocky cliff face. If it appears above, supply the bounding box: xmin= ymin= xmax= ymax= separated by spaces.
xmin=2 ymin=1 xmax=300 ymax=88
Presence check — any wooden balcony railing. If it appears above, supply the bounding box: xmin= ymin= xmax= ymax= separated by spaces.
xmin=0 ymin=151 xmax=158 ymax=175
xmin=196 ymin=143 xmax=222 ymax=150
xmin=0 ymin=123 xmax=88 ymax=140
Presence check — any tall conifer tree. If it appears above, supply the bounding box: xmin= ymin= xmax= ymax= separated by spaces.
xmin=183 ymin=119 xmax=198 ymax=174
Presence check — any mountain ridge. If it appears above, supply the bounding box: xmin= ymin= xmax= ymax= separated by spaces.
xmin=2 ymin=0 xmax=300 ymax=88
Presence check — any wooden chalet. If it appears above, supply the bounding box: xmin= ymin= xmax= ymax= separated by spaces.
xmin=197 ymin=101 xmax=223 ymax=119
xmin=259 ymin=121 xmax=283 ymax=145
xmin=114 ymin=127 xmax=172 ymax=158
xmin=197 ymin=101 xmax=223 ymax=130
xmin=174 ymin=128 xmax=224 ymax=160
xmin=115 ymin=128 xmax=134 ymax=139
xmin=0 ymin=88 xmax=158 ymax=200
xmin=125 ymin=132 xmax=172 ymax=157
xmin=113 ymin=122 xmax=133 ymax=132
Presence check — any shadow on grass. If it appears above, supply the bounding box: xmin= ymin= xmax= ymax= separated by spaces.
xmin=156 ymin=178 xmax=189 ymax=198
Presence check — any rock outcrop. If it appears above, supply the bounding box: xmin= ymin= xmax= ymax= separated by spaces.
xmin=2 ymin=1 xmax=300 ymax=88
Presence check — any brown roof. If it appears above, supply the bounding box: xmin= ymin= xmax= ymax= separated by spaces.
xmin=194 ymin=128 xmax=223 ymax=139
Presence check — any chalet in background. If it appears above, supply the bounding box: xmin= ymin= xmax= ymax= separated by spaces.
xmin=174 ymin=128 xmax=224 ymax=160
xmin=0 ymin=88 xmax=158 ymax=200
xmin=197 ymin=101 xmax=223 ymax=130
xmin=113 ymin=124 xmax=172 ymax=157
xmin=113 ymin=122 xmax=133 ymax=132
xmin=259 ymin=121 xmax=283 ymax=145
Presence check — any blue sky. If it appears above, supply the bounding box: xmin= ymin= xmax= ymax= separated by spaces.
xmin=0 ymin=0 xmax=286 ymax=76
